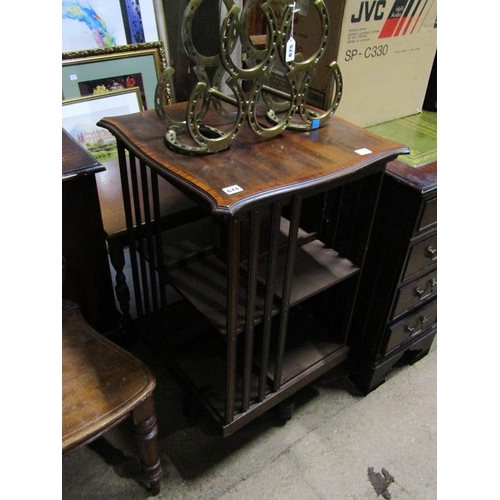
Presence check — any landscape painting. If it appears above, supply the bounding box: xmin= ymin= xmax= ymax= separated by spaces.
xmin=62 ymin=88 xmax=143 ymax=162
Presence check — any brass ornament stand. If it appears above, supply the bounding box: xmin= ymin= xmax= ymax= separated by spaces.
xmin=155 ymin=0 xmax=343 ymax=155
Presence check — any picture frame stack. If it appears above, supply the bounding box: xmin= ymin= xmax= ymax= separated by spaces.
xmin=62 ymin=41 xmax=172 ymax=159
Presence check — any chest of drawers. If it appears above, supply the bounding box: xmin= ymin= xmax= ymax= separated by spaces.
xmin=348 ymin=159 xmax=437 ymax=393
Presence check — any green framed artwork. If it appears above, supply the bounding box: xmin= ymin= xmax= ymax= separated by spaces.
xmin=62 ymin=41 xmax=170 ymax=110
xmin=62 ymin=87 xmax=143 ymax=162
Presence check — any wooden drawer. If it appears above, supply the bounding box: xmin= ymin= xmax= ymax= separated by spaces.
xmin=402 ymin=233 xmax=437 ymax=282
xmin=418 ymin=196 xmax=437 ymax=233
xmin=383 ymin=299 xmax=437 ymax=355
xmin=392 ymin=269 xmax=437 ymax=319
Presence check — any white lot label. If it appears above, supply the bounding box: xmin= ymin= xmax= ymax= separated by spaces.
xmin=222 ymin=185 xmax=243 ymax=195
xmin=285 ymin=37 xmax=296 ymax=62
xmin=355 ymin=148 xmax=372 ymax=156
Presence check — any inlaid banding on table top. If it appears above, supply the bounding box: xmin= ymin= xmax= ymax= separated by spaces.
xmin=98 ymin=108 xmax=408 ymax=215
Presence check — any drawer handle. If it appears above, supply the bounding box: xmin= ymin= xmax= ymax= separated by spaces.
xmin=405 ymin=316 xmax=430 ymax=337
xmin=414 ymin=279 xmax=437 ymax=300
xmin=425 ymin=246 xmax=437 ymax=260
xmin=405 ymin=325 xmax=416 ymax=334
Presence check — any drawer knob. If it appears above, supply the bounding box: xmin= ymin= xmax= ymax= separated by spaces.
xmin=429 ymin=278 xmax=437 ymax=293
xmin=425 ymin=246 xmax=437 ymax=260
xmin=405 ymin=325 xmax=416 ymax=334
xmin=414 ymin=287 xmax=425 ymax=297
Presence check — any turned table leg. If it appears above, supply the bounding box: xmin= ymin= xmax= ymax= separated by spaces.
xmin=132 ymin=396 xmax=163 ymax=495
xmin=107 ymin=237 xmax=133 ymax=327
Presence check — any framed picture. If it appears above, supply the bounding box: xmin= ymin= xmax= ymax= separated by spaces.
xmin=62 ymin=0 xmax=160 ymax=52
xmin=62 ymin=87 xmax=143 ymax=162
xmin=62 ymin=41 xmax=170 ymax=110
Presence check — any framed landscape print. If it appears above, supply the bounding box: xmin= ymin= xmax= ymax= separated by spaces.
xmin=62 ymin=87 xmax=143 ymax=162
xmin=62 ymin=41 xmax=169 ymax=110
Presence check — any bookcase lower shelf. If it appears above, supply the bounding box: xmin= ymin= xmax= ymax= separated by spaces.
xmin=166 ymin=312 xmax=350 ymax=436
xmin=159 ymin=219 xmax=357 ymax=435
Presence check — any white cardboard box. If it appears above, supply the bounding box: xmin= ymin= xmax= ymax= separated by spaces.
xmin=288 ymin=0 xmax=437 ymax=127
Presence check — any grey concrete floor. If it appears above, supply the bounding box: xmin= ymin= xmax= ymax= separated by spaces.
xmin=62 ymin=336 xmax=436 ymax=500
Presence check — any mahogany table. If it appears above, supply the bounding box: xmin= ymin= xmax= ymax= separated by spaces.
xmin=62 ymin=301 xmax=162 ymax=494
xmin=98 ymin=106 xmax=408 ymax=436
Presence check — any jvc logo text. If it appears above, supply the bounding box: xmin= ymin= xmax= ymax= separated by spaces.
xmin=351 ymin=0 xmax=386 ymax=23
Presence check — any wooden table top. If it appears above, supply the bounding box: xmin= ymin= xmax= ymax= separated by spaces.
xmin=98 ymin=106 xmax=409 ymax=215
xmin=62 ymin=129 xmax=105 ymax=181
xmin=386 ymin=159 xmax=437 ymax=194
xmin=62 ymin=302 xmax=156 ymax=453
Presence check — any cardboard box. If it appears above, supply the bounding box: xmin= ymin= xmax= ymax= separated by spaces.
xmin=277 ymin=0 xmax=437 ymax=127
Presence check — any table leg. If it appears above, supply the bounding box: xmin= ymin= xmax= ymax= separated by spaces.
xmin=132 ymin=396 xmax=163 ymax=495
xmin=107 ymin=236 xmax=132 ymax=327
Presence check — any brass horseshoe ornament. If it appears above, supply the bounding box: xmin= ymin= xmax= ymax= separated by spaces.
xmin=220 ymin=1 xmax=299 ymax=139
xmin=154 ymin=0 xmax=344 ymax=155
xmin=266 ymin=0 xmax=343 ymax=131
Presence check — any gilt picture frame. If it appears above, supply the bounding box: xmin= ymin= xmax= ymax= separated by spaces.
xmin=62 ymin=41 xmax=169 ymax=110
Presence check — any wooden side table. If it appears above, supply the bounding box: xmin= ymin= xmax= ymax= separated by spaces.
xmin=62 ymin=301 xmax=163 ymax=495
xmin=98 ymin=107 xmax=408 ymax=436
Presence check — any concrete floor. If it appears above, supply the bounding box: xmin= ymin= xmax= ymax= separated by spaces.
xmin=62 ymin=336 xmax=436 ymax=500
